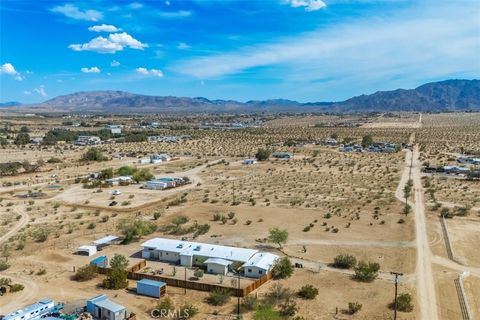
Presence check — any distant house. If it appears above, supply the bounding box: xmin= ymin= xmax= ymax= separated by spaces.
xmin=75 ymin=135 xmax=101 ymax=145
xmin=150 ymin=153 xmax=172 ymax=163
xmin=243 ymin=159 xmax=257 ymax=165
xmin=271 ymin=152 xmax=293 ymax=160
xmin=3 ymin=298 xmax=59 ymax=320
xmin=86 ymin=295 xmax=126 ymax=320
xmin=105 ymin=176 xmax=133 ymax=185
xmin=324 ymin=138 xmax=337 ymax=146
xmin=106 ymin=125 xmax=122 ymax=134
xmin=30 ymin=137 xmax=44 ymax=145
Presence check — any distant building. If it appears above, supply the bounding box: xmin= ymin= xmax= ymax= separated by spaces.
xmin=106 ymin=125 xmax=122 ymax=135
xmin=86 ymin=295 xmax=126 ymax=320
xmin=150 ymin=153 xmax=171 ymax=163
xmin=75 ymin=135 xmax=101 ymax=145
xmin=30 ymin=137 xmax=43 ymax=145
xmin=243 ymin=159 xmax=257 ymax=165
xmin=272 ymin=152 xmax=293 ymax=160
xmin=3 ymin=298 xmax=60 ymax=320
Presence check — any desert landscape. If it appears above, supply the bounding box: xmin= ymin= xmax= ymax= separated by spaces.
xmin=0 ymin=110 xmax=478 ymax=320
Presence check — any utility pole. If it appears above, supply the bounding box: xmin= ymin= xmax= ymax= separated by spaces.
xmin=237 ymin=270 xmax=241 ymax=318
xmin=232 ymin=181 xmax=236 ymax=204
xmin=184 ymin=267 xmax=187 ymax=295
xmin=390 ymin=271 xmax=403 ymax=320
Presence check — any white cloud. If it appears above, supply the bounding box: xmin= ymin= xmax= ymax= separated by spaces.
xmin=111 ymin=60 xmax=121 ymax=67
xmin=23 ymin=91 xmax=32 ymax=95
xmin=51 ymin=4 xmax=102 ymax=21
xmin=129 ymin=2 xmax=143 ymax=9
xmin=165 ymin=1 xmax=171 ymax=6
xmin=88 ymin=24 xmax=121 ymax=32
xmin=136 ymin=67 xmax=163 ymax=77
xmin=0 ymin=63 xmax=23 ymax=80
xmin=177 ymin=42 xmax=190 ymax=50
xmin=69 ymin=32 xmax=147 ymax=53
xmin=285 ymin=0 xmax=326 ymax=11
xmin=81 ymin=67 xmax=101 ymax=73
xmin=172 ymin=1 xmax=480 ymax=90
xmin=159 ymin=10 xmax=192 ymax=18
xmin=34 ymin=85 xmax=47 ymax=97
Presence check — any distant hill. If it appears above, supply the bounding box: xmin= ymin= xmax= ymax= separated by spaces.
xmin=0 ymin=101 xmax=21 ymax=107
xmin=5 ymin=79 xmax=479 ymax=113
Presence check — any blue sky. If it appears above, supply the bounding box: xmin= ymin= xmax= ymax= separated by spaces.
xmin=1 ymin=0 xmax=479 ymax=103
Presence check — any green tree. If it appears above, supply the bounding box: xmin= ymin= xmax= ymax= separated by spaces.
xmin=110 ymin=254 xmax=129 ymax=270
xmin=255 ymin=148 xmax=271 ymax=161
xmin=117 ymin=218 xmax=157 ymax=244
xmin=361 ymin=135 xmax=374 ymax=147
xmin=268 ymin=228 xmax=288 ymax=248
xmin=132 ymin=168 xmax=154 ymax=182
xmin=99 ymin=168 xmax=114 ymax=179
xmin=82 ymin=148 xmax=106 ymax=162
xmin=72 ymin=264 xmax=98 ymax=281
xmin=271 ymin=257 xmax=293 ymax=279
xmin=103 ymin=267 xmax=128 ymax=289
xmin=117 ymin=166 xmax=137 ymax=176
xmin=14 ymin=132 xmax=30 ymax=145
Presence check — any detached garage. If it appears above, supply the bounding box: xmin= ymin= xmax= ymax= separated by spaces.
xmin=137 ymin=279 xmax=166 ymax=298
xmin=205 ymin=258 xmax=231 ymax=275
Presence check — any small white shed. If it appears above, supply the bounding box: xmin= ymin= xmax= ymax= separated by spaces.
xmin=77 ymin=245 xmax=97 ymax=256
xmin=205 ymin=258 xmax=231 ymax=275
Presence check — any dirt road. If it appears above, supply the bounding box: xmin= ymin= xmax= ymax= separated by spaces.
xmin=412 ymin=145 xmax=439 ymax=320
xmin=0 ymin=205 xmax=28 ymax=244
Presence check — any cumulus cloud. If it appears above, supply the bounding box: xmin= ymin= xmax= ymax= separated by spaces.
xmin=88 ymin=24 xmax=121 ymax=32
xmin=51 ymin=4 xmax=102 ymax=21
xmin=69 ymin=32 xmax=147 ymax=53
xmin=136 ymin=67 xmax=163 ymax=77
xmin=0 ymin=63 xmax=23 ymax=80
xmin=111 ymin=60 xmax=121 ymax=67
xmin=23 ymin=91 xmax=32 ymax=95
xmin=81 ymin=67 xmax=101 ymax=73
xmin=34 ymin=85 xmax=47 ymax=97
xmin=285 ymin=0 xmax=326 ymax=11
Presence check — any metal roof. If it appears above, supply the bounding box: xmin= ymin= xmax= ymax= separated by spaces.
xmin=93 ymin=235 xmax=119 ymax=245
xmin=204 ymin=258 xmax=232 ymax=266
xmin=141 ymin=238 xmax=258 ymax=263
xmin=242 ymin=252 xmax=279 ymax=271
xmin=137 ymin=278 xmax=166 ymax=287
xmin=88 ymin=295 xmax=125 ymax=313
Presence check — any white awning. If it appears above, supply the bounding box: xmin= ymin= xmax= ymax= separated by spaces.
xmin=94 ymin=235 xmax=119 ymax=245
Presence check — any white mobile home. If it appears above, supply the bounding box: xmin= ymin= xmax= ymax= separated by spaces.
xmin=242 ymin=252 xmax=279 ymax=278
xmin=3 ymin=299 xmax=57 ymax=320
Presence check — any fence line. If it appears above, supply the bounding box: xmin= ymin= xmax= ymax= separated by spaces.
xmin=454 ymin=276 xmax=473 ymax=320
xmin=440 ymin=216 xmax=457 ymax=262
xmin=98 ymin=259 xmax=271 ymax=297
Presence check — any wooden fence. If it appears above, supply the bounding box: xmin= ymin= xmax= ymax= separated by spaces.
xmin=98 ymin=259 xmax=271 ymax=297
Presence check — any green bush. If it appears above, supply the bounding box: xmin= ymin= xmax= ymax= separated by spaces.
xmin=348 ymin=301 xmax=362 ymax=314
xmin=271 ymin=257 xmax=293 ymax=280
xmin=0 ymin=260 xmax=10 ymax=271
xmin=253 ymin=304 xmax=281 ymax=320
xmin=72 ymin=264 xmax=98 ymax=281
xmin=391 ymin=293 xmax=414 ymax=312
xmin=332 ymin=254 xmax=357 ymax=269
xmin=297 ymin=284 xmax=318 ymax=299
xmin=354 ymin=261 xmax=380 ymax=282
xmin=10 ymin=283 xmax=25 ymax=292
xmin=255 ymin=148 xmax=271 ymax=161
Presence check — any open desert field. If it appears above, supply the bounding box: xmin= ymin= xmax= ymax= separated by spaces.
xmin=0 ymin=112 xmax=479 ymax=320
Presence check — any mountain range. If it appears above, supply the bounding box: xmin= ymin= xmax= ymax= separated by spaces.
xmin=5 ymin=79 xmax=480 ymax=114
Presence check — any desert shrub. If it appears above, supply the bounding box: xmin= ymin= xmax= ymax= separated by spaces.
xmin=207 ymin=288 xmax=232 ymax=306
xmin=253 ymin=304 xmax=281 ymax=320
xmin=297 ymin=284 xmax=318 ymax=299
xmin=264 ymin=283 xmax=293 ymax=305
xmin=117 ymin=218 xmax=157 ymax=244
xmin=241 ymin=295 xmax=259 ymax=311
xmin=153 ymin=297 xmax=174 ymax=317
xmin=391 ymin=293 xmax=414 ymax=312
xmin=279 ymin=299 xmax=298 ymax=317
xmin=36 ymin=268 xmax=47 ymax=275
xmin=0 ymin=260 xmax=10 ymax=271
xmin=10 ymin=283 xmax=25 ymax=292
xmin=153 ymin=211 xmax=162 ymax=220
xmin=178 ymin=303 xmax=199 ymax=319
xmin=348 ymin=302 xmax=362 ymax=314
xmin=354 ymin=261 xmax=380 ymax=282
xmin=172 ymin=215 xmax=189 ymax=226
xmin=332 ymin=254 xmax=357 ymax=269
xmin=82 ymin=148 xmax=106 ymax=162
xmin=193 ymin=269 xmax=204 ymax=279
xmin=72 ymin=264 xmax=98 ymax=281
xmin=271 ymin=257 xmax=293 ymax=279
xmin=32 ymin=228 xmax=50 ymax=242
